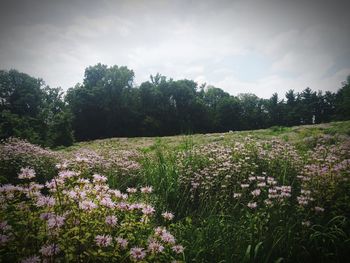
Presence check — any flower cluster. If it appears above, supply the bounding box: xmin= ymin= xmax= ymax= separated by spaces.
xmin=0 ymin=164 xmax=184 ymax=262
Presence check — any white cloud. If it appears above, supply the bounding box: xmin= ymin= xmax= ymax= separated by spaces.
xmin=0 ymin=0 xmax=349 ymax=97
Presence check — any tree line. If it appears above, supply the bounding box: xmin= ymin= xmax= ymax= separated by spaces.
xmin=1 ymin=64 xmax=350 ymax=147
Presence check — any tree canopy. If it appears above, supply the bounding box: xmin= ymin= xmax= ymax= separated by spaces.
xmin=1 ymin=65 xmax=350 ymax=145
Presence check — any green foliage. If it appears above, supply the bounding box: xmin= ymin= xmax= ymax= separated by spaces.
xmin=0 ymin=69 xmax=74 ymax=147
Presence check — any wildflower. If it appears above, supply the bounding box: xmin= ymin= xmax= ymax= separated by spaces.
xmin=130 ymin=247 xmax=146 ymax=261
xmin=55 ymin=162 xmax=68 ymax=170
xmin=36 ymin=196 xmax=55 ymax=207
xmin=115 ymin=237 xmax=128 ymax=249
xmin=160 ymin=231 xmax=176 ymax=244
xmin=92 ymin=174 xmax=108 ymax=183
xmin=40 ymin=212 xmax=54 ymax=221
xmin=95 ymin=235 xmax=113 ymax=247
xmin=58 ymin=170 xmax=77 ymax=180
xmin=247 ymin=202 xmax=257 ymax=209
xmin=264 ymin=199 xmax=272 ymax=206
xmin=233 ymin=192 xmax=242 ymax=198
xmin=116 ymin=202 xmax=128 ymax=210
xmin=127 ymin=187 xmax=137 ymax=193
xmin=105 ymin=215 xmax=118 ymax=226
xmin=47 ymin=215 xmax=65 ymax=229
xmin=172 ymin=245 xmax=184 ymax=254
xmin=314 ymin=206 xmax=325 ymax=212
xmin=79 ymin=200 xmax=97 ymax=211
xmin=240 ymin=184 xmax=249 ymax=189
xmin=28 ymin=183 xmax=44 ymax=192
xmin=251 ymin=189 xmax=261 ymax=197
xmin=162 ymin=211 xmax=174 ymax=221
xmin=18 ymin=167 xmax=35 ymax=180
xmin=267 ymin=177 xmax=276 ymax=185
xmin=257 ymin=182 xmax=266 ymax=187
xmin=140 ymin=186 xmax=153 ymax=194
xmin=100 ymin=197 xmax=115 ymax=208
xmin=301 ymin=189 xmax=311 ymax=195
xmin=39 ymin=244 xmax=60 ymax=257
xmin=142 ymin=205 xmax=155 ymax=216
xmin=21 ymin=256 xmax=40 ymax=263
xmin=248 ymin=176 xmax=256 ymax=181
xmin=154 ymin=226 xmax=166 ymax=236
xmin=148 ymin=240 xmax=164 ymax=253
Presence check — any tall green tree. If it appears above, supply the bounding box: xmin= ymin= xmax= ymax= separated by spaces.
xmin=0 ymin=69 xmax=73 ymax=146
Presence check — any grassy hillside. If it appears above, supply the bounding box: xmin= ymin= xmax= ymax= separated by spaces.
xmin=1 ymin=121 xmax=350 ymax=262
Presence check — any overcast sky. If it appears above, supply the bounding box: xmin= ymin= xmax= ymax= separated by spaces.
xmin=0 ymin=0 xmax=349 ymax=98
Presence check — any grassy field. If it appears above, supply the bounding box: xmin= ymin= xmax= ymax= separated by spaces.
xmin=1 ymin=121 xmax=350 ymax=262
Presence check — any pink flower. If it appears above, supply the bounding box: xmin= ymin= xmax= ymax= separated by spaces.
xmin=115 ymin=237 xmax=128 ymax=249
xmin=95 ymin=235 xmax=113 ymax=247
xmin=47 ymin=215 xmax=65 ymax=229
xmin=140 ymin=186 xmax=153 ymax=194
xmin=154 ymin=226 xmax=166 ymax=236
xmin=93 ymin=174 xmax=108 ymax=183
xmin=39 ymin=244 xmax=60 ymax=257
xmin=160 ymin=231 xmax=176 ymax=244
xmin=251 ymin=189 xmax=261 ymax=197
xmin=100 ymin=197 xmax=115 ymax=208
xmin=79 ymin=200 xmax=97 ymax=211
xmin=36 ymin=196 xmax=55 ymax=207
xmin=58 ymin=170 xmax=77 ymax=180
xmin=130 ymin=247 xmax=146 ymax=261
xmin=172 ymin=245 xmax=184 ymax=254
xmin=40 ymin=212 xmax=54 ymax=220
xmin=18 ymin=167 xmax=36 ymax=180
xmin=162 ymin=211 xmax=174 ymax=221
xmin=127 ymin=187 xmax=137 ymax=193
xmin=240 ymin=184 xmax=249 ymax=189
xmin=148 ymin=240 xmax=164 ymax=253
xmin=142 ymin=205 xmax=155 ymax=216
xmin=105 ymin=215 xmax=118 ymax=226
xmin=247 ymin=202 xmax=257 ymax=209
xmin=257 ymin=182 xmax=266 ymax=187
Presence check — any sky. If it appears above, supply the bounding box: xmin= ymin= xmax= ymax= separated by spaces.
xmin=0 ymin=0 xmax=349 ymax=98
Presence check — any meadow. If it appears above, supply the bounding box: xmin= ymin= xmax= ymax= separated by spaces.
xmin=1 ymin=121 xmax=350 ymax=262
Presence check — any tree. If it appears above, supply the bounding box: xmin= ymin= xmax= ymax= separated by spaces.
xmin=335 ymin=76 xmax=350 ymax=120
xmin=0 ymin=69 xmax=73 ymax=147
xmin=66 ymin=64 xmax=136 ymax=140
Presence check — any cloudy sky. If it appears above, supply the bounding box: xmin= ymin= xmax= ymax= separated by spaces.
xmin=0 ymin=0 xmax=349 ymax=98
